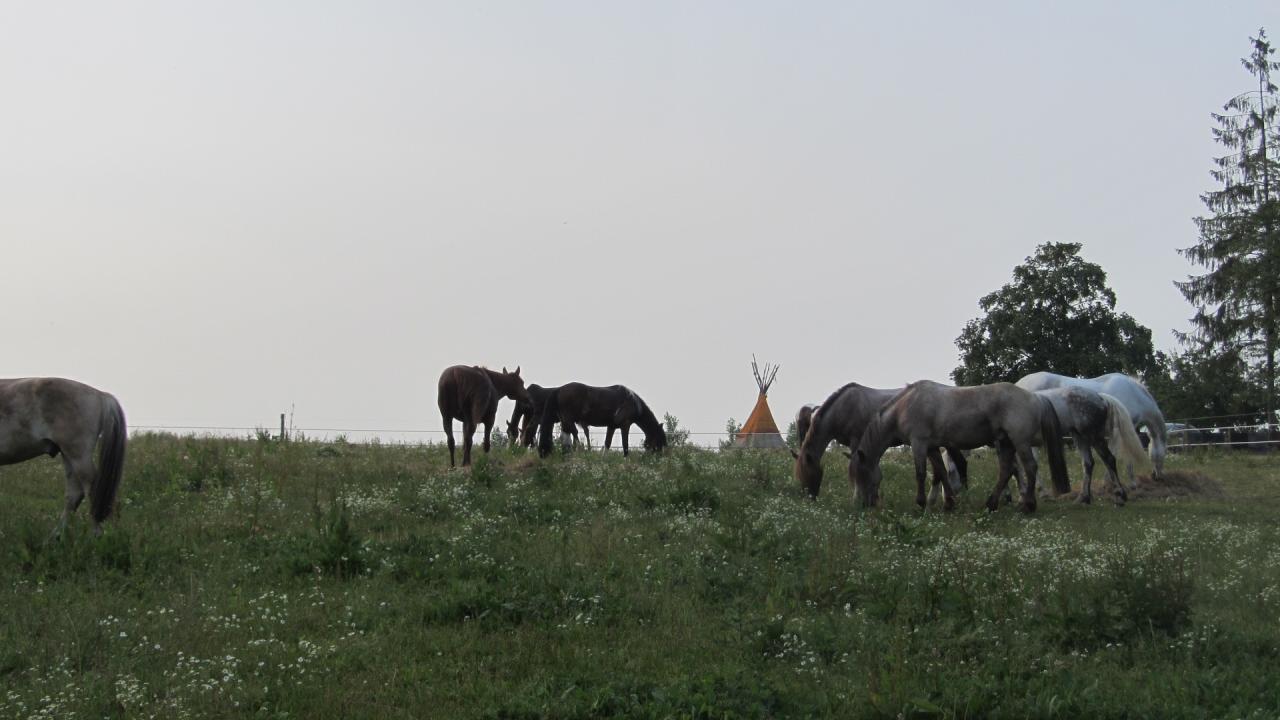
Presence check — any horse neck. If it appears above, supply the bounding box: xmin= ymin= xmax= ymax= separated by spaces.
xmin=483 ymin=369 xmax=519 ymax=397
xmin=856 ymin=410 xmax=898 ymax=466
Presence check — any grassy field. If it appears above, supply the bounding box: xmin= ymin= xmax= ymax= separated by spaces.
xmin=1 ymin=435 xmax=1279 ymax=719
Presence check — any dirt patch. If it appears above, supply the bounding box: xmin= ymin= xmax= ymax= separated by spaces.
xmin=1128 ymin=470 xmax=1226 ymax=500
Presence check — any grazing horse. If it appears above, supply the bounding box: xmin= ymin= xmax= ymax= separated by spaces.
xmin=438 ymin=366 xmax=532 ymax=468
xmin=537 ymin=383 xmax=667 ymax=457
xmin=791 ymin=384 xmax=969 ymax=500
xmin=1016 ymin=371 xmax=1166 ymax=486
xmin=850 ymin=381 xmax=1070 ymax=513
xmin=1 ymin=378 xmax=127 ymax=537
xmin=1031 ymin=387 xmax=1148 ymax=505
xmin=505 ymin=384 xmax=580 ymax=448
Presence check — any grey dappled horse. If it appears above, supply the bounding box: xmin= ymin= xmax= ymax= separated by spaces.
xmin=792 ymin=384 xmax=968 ymax=499
xmin=0 ymin=378 xmax=126 ymax=537
xmin=851 ymin=381 xmax=1070 ymax=513
xmin=1016 ymin=371 xmax=1166 ymax=486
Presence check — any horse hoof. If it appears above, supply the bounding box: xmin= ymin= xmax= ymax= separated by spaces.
xmin=985 ymin=497 xmax=999 ymax=512
xmin=1076 ymin=494 xmax=1092 ymax=505
xmin=943 ymin=497 xmax=956 ymax=512
xmin=1018 ymin=500 xmax=1037 ymax=514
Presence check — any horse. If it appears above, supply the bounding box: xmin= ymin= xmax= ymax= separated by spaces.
xmin=505 ymin=384 xmax=581 ymax=448
xmin=537 ymin=383 xmax=667 ymax=457
xmin=1030 ymin=387 xmax=1147 ymax=505
xmin=791 ymin=384 xmax=969 ymax=500
xmin=437 ymin=366 xmax=532 ymax=467
xmin=0 ymin=378 xmax=127 ymax=537
xmin=1016 ymin=371 xmax=1166 ymax=486
xmin=850 ymin=381 xmax=1070 ymax=513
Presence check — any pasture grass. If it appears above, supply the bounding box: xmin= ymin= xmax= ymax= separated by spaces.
xmin=1 ymin=436 xmax=1279 ymax=718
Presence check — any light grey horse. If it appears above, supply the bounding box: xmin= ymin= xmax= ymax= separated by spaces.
xmin=1016 ymin=371 xmax=1166 ymax=486
xmin=791 ymin=384 xmax=969 ymax=499
xmin=850 ymin=381 xmax=1071 ymax=513
xmin=0 ymin=378 xmax=127 ymax=536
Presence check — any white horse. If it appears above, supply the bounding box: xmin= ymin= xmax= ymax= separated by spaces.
xmin=1 ymin=377 xmax=127 ymax=537
xmin=1016 ymin=372 xmax=1166 ymax=486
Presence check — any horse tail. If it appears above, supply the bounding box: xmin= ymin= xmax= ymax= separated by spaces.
xmin=537 ymin=389 xmax=559 ymax=457
xmin=92 ymin=393 xmax=127 ymax=524
xmin=1037 ymin=395 xmax=1072 ymax=496
xmin=1100 ymin=393 xmax=1147 ymax=467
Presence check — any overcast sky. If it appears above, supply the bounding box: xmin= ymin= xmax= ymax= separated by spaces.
xmin=2 ymin=2 xmax=1277 ymax=444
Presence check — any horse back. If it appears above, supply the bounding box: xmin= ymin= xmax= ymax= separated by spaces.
xmin=0 ymin=378 xmax=105 ymax=464
xmin=437 ymin=366 xmax=496 ymax=421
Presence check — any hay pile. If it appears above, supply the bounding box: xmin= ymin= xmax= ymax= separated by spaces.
xmin=1048 ymin=469 xmax=1225 ymax=503
xmin=1128 ymin=469 xmax=1226 ymax=500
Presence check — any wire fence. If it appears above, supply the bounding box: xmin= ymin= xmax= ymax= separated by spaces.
xmin=129 ymin=420 xmax=1280 ymax=452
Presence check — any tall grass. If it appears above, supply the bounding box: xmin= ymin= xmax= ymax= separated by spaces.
xmin=0 ymin=435 xmax=1278 ymax=718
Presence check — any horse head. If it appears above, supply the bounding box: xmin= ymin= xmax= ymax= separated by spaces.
xmin=793 ymin=444 xmax=824 ymax=499
xmin=498 ymin=366 xmax=533 ymax=406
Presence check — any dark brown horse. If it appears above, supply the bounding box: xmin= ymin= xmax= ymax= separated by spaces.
xmin=537 ymin=383 xmax=667 ymax=457
xmin=1 ymin=378 xmax=127 ymax=537
xmin=792 ymin=383 xmax=969 ymax=500
xmin=850 ymin=381 xmax=1070 ymax=513
xmin=506 ymin=384 xmax=579 ymax=448
xmin=438 ymin=366 xmax=532 ymax=467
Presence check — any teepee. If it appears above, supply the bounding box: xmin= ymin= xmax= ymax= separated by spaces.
xmin=734 ymin=356 xmax=786 ymax=448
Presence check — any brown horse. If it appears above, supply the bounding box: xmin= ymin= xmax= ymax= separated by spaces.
xmin=438 ymin=366 xmax=532 ymax=467
xmin=505 ymin=384 xmax=581 ymax=448
xmin=792 ymin=384 xmax=969 ymax=500
xmin=0 ymin=378 xmax=127 ymax=537
xmin=537 ymin=383 xmax=666 ymax=457
xmin=850 ymin=381 xmax=1070 ymax=513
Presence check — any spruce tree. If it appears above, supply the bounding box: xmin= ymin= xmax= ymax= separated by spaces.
xmin=1179 ymin=29 xmax=1280 ymax=430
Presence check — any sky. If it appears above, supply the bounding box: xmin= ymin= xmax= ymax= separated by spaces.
xmin=2 ymin=2 xmax=1278 ymax=445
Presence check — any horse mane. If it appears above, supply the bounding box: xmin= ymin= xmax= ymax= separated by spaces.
xmin=817 ymin=382 xmax=866 ymax=416
xmin=625 ymin=387 xmax=666 ymax=449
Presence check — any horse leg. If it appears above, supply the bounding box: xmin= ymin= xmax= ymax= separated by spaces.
xmin=621 ymin=425 xmax=630 ymax=457
xmin=461 ymin=418 xmax=476 ymax=467
xmin=51 ymin=450 xmax=96 ymax=538
xmin=604 ymin=426 xmax=616 ymax=451
xmin=442 ymin=413 xmax=457 ymax=468
xmin=987 ymin=441 xmax=1018 ymax=512
xmin=1094 ymin=442 xmax=1126 ymax=505
xmin=1148 ymin=420 xmax=1167 ymax=484
xmin=944 ymin=447 xmax=968 ymax=490
xmin=482 ymin=420 xmax=493 ymax=455
xmin=582 ymin=426 xmax=592 ymax=449
xmin=1076 ymin=435 xmax=1095 ymax=505
xmin=927 ymin=447 xmax=955 ymax=511
xmin=912 ymin=443 xmax=928 ymax=509
xmin=1016 ymin=444 xmax=1039 ymax=514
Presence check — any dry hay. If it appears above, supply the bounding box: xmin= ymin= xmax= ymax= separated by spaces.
xmin=1128 ymin=469 xmax=1226 ymax=500
xmin=1046 ymin=469 xmax=1225 ymax=503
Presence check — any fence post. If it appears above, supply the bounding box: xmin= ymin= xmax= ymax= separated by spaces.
xmin=280 ymin=413 xmax=287 ymax=442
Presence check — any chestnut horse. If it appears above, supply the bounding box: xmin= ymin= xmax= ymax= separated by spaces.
xmin=537 ymin=383 xmax=666 ymax=457
xmin=438 ymin=366 xmax=531 ymax=467
xmin=1 ymin=377 xmax=126 ymax=537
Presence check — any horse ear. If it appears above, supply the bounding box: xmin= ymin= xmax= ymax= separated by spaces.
xmin=502 ymin=366 xmax=508 ymax=373
xmin=514 ymin=366 xmax=521 ymax=377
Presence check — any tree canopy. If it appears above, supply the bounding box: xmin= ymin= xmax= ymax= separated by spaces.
xmin=1178 ymin=28 xmax=1280 ymax=426
xmin=952 ymin=242 xmax=1157 ymax=386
